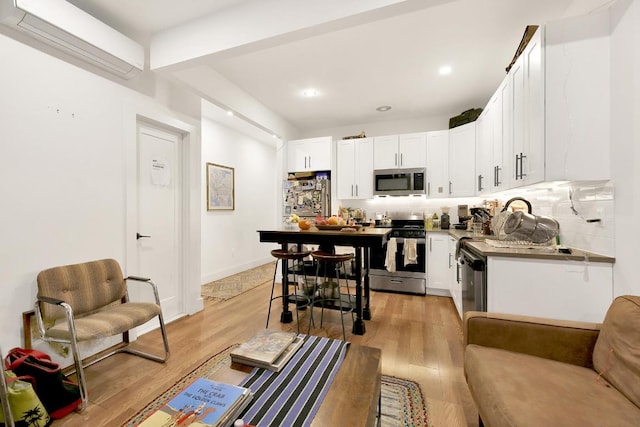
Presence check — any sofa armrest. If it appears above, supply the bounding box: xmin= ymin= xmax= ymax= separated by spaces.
xmin=464 ymin=311 xmax=601 ymax=368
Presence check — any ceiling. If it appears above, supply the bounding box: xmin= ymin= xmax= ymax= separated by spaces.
xmin=66 ymin=0 xmax=612 ymax=139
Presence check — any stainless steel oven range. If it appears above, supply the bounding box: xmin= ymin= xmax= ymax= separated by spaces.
xmin=369 ymin=218 xmax=426 ymax=295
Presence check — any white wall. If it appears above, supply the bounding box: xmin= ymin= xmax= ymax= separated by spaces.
xmin=0 ymin=34 xmax=200 ymax=355
xmin=200 ymin=116 xmax=281 ymax=284
xmin=610 ymin=0 xmax=640 ymax=297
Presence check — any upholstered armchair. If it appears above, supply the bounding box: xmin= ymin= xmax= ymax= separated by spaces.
xmin=33 ymin=258 xmax=170 ymax=410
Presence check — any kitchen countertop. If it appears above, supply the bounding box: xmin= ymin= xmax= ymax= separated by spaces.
xmin=427 ymin=229 xmax=615 ymax=263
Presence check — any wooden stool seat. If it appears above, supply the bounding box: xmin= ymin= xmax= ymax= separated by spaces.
xmin=271 ymin=249 xmax=311 ymax=260
xmin=311 ymin=251 xmax=354 ymax=264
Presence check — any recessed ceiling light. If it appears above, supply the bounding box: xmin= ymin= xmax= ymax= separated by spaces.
xmin=227 ymin=110 xmax=234 ymax=116
xmin=439 ymin=65 xmax=452 ymax=75
xmin=302 ymin=88 xmax=319 ymax=98
xmin=376 ymin=105 xmax=392 ymax=112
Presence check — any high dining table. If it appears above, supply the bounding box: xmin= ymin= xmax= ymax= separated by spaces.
xmin=257 ymin=227 xmax=391 ymax=335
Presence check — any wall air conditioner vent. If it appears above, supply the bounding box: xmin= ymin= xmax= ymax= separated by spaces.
xmin=0 ymin=0 xmax=144 ymax=79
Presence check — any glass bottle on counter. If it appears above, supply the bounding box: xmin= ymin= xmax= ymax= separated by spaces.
xmin=424 ymin=213 xmax=434 ymax=230
xmin=432 ymin=212 xmax=440 ymax=229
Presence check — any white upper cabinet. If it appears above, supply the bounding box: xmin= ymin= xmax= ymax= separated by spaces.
xmin=287 ymin=137 xmax=332 ymax=172
xmin=474 ymin=110 xmax=491 ymax=195
xmin=448 ymin=122 xmax=476 ymax=197
xmin=398 ymin=133 xmax=427 ymax=168
xmin=373 ymin=133 xmax=426 ymax=169
xmin=544 ymin=12 xmax=610 ymax=181
xmin=476 ymin=80 xmax=509 ymax=194
xmin=425 ymin=130 xmax=449 ymax=198
xmin=336 ymin=138 xmax=374 ymax=199
xmin=510 ymin=27 xmax=544 ymax=187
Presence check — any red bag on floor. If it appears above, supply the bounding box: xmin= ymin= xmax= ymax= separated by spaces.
xmin=4 ymin=347 xmax=82 ymax=419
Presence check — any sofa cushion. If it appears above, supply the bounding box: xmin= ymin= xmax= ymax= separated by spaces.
xmin=465 ymin=344 xmax=640 ymax=427
xmin=593 ymin=295 xmax=640 ymax=408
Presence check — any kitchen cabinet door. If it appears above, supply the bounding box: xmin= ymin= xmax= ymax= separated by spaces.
xmin=510 ymin=26 xmax=544 ymax=187
xmin=487 ymin=257 xmax=613 ymax=323
xmin=426 ymin=233 xmax=450 ymax=296
xmin=426 ymin=130 xmax=449 ymax=198
xmin=398 ymin=132 xmax=427 ymax=168
xmin=287 ymin=137 xmax=332 ymax=172
xmin=373 ymin=135 xmax=399 ymax=169
xmin=336 ymin=138 xmax=373 ymax=199
xmin=495 ymin=78 xmax=511 ymax=191
xmin=448 ymin=122 xmax=476 ymax=197
xmin=373 ymin=133 xmax=426 ymax=169
xmin=448 ymin=236 xmax=462 ymax=318
xmin=474 ymin=110 xmax=491 ymax=196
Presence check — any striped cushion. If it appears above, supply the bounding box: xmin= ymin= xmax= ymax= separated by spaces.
xmin=45 ymin=302 xmax=161 ymax=341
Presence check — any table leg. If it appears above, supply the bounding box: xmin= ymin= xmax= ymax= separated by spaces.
xmin=280 ymin=243 xmax=293 ymax=323
xmin=352 ymin=246 xmax=366 ymax=335
xmin=363 ymin=247 xmax=372 ymax=321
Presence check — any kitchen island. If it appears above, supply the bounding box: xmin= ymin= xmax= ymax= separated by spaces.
xmin=257 ymin=227 xmax=391 ymax=335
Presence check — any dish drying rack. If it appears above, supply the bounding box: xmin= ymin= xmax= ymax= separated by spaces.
xmin=484 ymin=239 xmax=556 ymax=251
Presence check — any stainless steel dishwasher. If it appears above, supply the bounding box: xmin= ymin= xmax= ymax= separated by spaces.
xmin=459 ymin=246 xmax=487 ymax=315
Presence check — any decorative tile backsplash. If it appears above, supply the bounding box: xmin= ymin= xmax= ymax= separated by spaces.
xmin=344 ymin=180 xmax=615 ymax=257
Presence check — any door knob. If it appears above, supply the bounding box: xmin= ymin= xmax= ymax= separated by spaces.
xmin=136 ymin=233 xmax=151 ymax=240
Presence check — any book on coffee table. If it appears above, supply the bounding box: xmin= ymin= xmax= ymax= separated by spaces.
xmin=136 ymin=377 xmax=252 ymax=427
xmin=231 ymin=329 xmax=303 ymax=372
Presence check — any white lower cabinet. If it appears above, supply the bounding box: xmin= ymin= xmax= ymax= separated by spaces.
xmin=487 ymin=257 xmax=613 ymax=323
xmin=448 ymin=236 xmax=462 ymax=318
xmin=426 ymin=233 xmax=450 ymax=296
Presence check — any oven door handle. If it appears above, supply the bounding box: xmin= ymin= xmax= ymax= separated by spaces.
xmin=394 ymin=237 xmax=426 ymax=244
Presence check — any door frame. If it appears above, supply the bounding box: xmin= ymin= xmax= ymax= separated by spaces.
xmin=124 ymin=105 xmax=202 ymax=333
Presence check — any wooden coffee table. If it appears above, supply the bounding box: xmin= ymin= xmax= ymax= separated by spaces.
xmin=210 ymin=343 xmax=382 ymax=426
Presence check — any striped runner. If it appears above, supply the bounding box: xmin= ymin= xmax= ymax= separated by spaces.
xmin=238 ymin=335 xmax=348 ymax=427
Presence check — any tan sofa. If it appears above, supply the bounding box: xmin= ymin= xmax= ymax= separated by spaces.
xmin=464 ymin=295 xmax=640 ymax=427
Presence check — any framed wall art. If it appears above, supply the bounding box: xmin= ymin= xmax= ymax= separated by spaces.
xmin=206 ymin=162 xmax=235 ymax=211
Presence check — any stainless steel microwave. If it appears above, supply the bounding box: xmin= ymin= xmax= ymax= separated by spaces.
xmin=373 ymin=168 xmax=426 ymax=196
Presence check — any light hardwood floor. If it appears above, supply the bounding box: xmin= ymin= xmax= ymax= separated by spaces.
xmin=53 ymin=279 xmax=479 ymax=426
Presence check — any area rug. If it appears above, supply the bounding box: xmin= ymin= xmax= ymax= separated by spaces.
xmin=202 ymin=262 xmax=276 ymax=302
xmin=121 ymin=344 xmax=430 ymax=427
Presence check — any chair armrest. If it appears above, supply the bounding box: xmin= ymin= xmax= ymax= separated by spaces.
xmin=464 ymin=311 xmax=601 ymax=368
xmin=37 ymin=295 xmax=65 ymax=306
xmin=125 ymin=275 xmax=151 ymax=282
xmin=124 ymin=276 xmax=161 ymax=305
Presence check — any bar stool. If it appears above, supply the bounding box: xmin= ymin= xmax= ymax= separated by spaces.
xmin=267 ymin=248 xmax=311 ymax=333
xmin=308 ymin=251 xmax=355 ymax=341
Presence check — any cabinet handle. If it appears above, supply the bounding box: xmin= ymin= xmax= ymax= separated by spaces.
xmin=305 ymin=156 xmax=308 ymax=169
xmin=496 ymin=166 xmax=502 ymax=186
xmin=351 ymin=184 xmax=354 ymax=197
xmin=427 ymin=182 xmax=431 ymax=196
xmin=400 ymin=153 xmax=403 ymax=166
xmin=478 ymin=175 xmax=484 ymax=192
xmin=519 ymin=153 xmax=526 ymax=178
xmin=449 ymin=181 xmax=452 ymax=195
xmin=356 ymin=184 xmax=359 ymax=196
xmin=308 ymin=156 xmax=312 ymax=169
xmin=448 ymin=253 xmax=452 ymax=268
xmin=395 ymin=153 xmax=398 ymax=167
xmin=429 ymin=237 xmax=432 ymax=252
xmin=456 ymin=263 xmax=460 ymax=283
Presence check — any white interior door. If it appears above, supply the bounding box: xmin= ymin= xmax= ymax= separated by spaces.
xmin=136 ymin=124 xmax=183 ymax=322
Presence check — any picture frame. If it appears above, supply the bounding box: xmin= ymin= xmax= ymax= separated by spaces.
xmin=206 ymin=162 xmax=235 ymax=211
